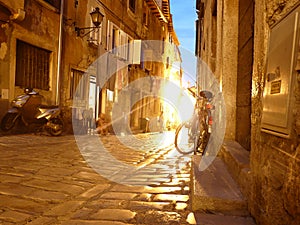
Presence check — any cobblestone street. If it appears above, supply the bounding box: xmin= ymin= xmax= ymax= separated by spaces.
xmin=0 ymin=132 xmax=194 ymax=225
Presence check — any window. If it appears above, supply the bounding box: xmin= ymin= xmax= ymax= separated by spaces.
xmin=166 ymin=57 xmax=169 ymax=69
xmin=107 ymin=89 xmax=114 ymax=102
xmin=119 ymin=30 xmax=128 ymax=60
xmin=155 ymin=0 xmax=163 ymax=9
xmin=127 ymin=38 xmax=133 ymax=60
xmin=129 ymin=0 xmax=136 ymax=13
xmin=107 ymin=21 xmax=130 ymax=60
xmin=143 ymin=3 xmax=149 ymax=26
xmin=43 ymin=0 xmax=61 ymax=9
xmin=15 ymin=40 xmax=50 ymax=90
xmin=112 ymin=27 xmax=117 ymax=54
xmin=107 ymin=21 xmax=119 ymax=54
xmin=162 ymin=37 xmax=165 ymax=54
xmin=70 ymin=69 xmax=88 ymax=100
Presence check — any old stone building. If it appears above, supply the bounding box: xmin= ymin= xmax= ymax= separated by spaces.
xmin=0 ymin=0 xmax=61 ymax=121
xmin=196 ymin=0 xmax=300 ymax=224
xmin=0 ymin=0 xmax=181 ymax=133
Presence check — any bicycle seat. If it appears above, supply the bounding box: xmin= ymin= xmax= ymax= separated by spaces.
xmin=200 ymin=90 xmax=213 ymax=100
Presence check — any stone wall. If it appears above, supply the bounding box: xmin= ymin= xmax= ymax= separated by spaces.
xmin=250 ymin=0 xmax=300 ymax=224
xmin=196 ymin=0 xmax=300 ymax=223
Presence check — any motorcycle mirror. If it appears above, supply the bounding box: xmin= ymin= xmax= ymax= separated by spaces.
xmin=24 ymin=87 xmax=33 ymax=94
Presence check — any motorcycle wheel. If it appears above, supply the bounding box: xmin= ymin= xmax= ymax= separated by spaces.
xmin=47 ymin=117 xmax=64 ymax=136
xmin=1 ymin=113 xmax=19 ymax=131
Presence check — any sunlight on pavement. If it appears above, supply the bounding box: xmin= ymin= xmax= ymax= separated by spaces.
xmin=186 ymin=212 xmax=197 ymax=224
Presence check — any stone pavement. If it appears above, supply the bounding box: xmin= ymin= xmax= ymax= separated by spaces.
xmin=0 ymin=131 xmax=257 ymax=225
xmin=0 ymin=132 xmax=195 ymax=225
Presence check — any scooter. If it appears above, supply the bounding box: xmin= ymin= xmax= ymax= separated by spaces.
xmin=0 ymin=88 xmax=64 ymax=136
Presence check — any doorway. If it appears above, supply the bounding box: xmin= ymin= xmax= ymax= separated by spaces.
xmin=236 ymin=0 xmax=254 ymax=150
xmin=89 ymin=75 xmax=98 ymax=119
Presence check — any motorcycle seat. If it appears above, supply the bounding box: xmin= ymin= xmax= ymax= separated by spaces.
xmin=39 ymin=105 xmax=59 ymax=109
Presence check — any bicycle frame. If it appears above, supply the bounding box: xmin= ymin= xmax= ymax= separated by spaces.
xmin=194 ymin=90 xmax=214 ymax=155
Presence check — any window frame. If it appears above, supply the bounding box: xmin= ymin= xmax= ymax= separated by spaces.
xmin=129 ymin=0 xmax=136 ymax=13
xmin=69 ymin=68 xmax=89 ymax=100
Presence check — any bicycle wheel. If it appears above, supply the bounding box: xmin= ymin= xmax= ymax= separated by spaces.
xmin=195 ymin=120 xmax=210 ymax=155
xmin=193 ymin=120 xmax=200 ymax=154
xmin=174 ymin=121 xmax=194 ymax=154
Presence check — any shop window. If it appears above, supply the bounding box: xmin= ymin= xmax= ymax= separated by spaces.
xmin=15 ymin=40 xmax=50 ymax=90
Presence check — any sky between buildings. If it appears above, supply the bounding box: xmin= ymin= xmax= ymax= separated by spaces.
xmin=170 ymin=0 xmax=198 ymax=86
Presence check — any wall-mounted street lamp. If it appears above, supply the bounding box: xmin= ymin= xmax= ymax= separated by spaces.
xmin=75 ymin=7 xmax=104 ymax=37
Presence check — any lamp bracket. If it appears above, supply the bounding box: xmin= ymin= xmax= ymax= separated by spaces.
xmin=75 ymin=26 xmax=99 ymax=37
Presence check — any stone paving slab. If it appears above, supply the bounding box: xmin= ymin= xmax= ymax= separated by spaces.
xmin=191 ymin=155 xmax=249 ymax=216
xmin=0 ymin=133 xmax=257 ymax=224
xmin=0 ymin=133 xmax=195 ymax=224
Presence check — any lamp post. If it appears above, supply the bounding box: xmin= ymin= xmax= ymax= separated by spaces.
xmin=75 ymin=7 xmax=104 ymax=37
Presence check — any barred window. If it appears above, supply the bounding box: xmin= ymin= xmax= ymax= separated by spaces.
xmin=15 ymin=40 xmax=50 ymax=90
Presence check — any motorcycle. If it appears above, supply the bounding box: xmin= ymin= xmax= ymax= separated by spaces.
xmin=0 ymin=88 xmax=64 ymax=136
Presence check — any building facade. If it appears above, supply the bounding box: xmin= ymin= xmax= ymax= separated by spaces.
xmin=0 ymin=0 xmax=61 ymax=121
xmin=196 ymin=0 xmax=300 ymax=224
xmin=0 ymin=0 xmax=181 ymax=134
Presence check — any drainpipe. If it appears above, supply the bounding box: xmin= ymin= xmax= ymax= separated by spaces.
xmin=56 ymin=0 xmax=64 ymax=105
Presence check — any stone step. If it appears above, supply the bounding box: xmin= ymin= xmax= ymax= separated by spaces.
xmin=190 ymin=155 xmax=249 ymax=216
xmin=191 ymin=213 xmax=256 ymax=225
xmin=219 ymin=140 xmax=251 ymax=198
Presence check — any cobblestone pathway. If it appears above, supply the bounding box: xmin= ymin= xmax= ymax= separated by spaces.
xmin=0 ymin=132 xmax=194 ymax=225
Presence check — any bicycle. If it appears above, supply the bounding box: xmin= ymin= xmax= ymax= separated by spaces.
xmin=174 ymin=89 xmax=214 ymax=155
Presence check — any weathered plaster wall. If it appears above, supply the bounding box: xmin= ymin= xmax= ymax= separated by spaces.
xmin=61 ymin=0 xmax=169 ymax=132
xmin=250 ymin=0 xmax=300 ymax=224
xmin=12 ymin=0 xmax=60 ymax=104
xmin=197 ymin=0 xmax=300 ymax=223
xmin=0 ymin=0 xmax=60 ymax=120
xmin=0 ymin=4 xmax=14 ymax=119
